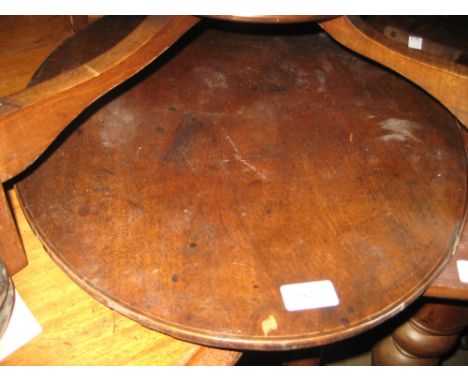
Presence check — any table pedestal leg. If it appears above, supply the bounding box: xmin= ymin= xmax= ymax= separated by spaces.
xmin=372 ymin=300 xmax=468 ymax=365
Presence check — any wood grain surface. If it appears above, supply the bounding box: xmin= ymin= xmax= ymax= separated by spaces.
xmin=318 ymin=16 xmax=468 ymax=302
xmin=0 ymin=15 xmax=199 ymax=182
xmin=425 ymin=210 xmax=468 ymax=300
xmin=0 ymin=16 xmax=240 ymax=366
xmin=320 ymin=16 xmax=468 ymax=128
xmin=16 ymin=20 xmax=467 ymax=350
xmin=0 ymin=16 xmax=73 ymax=98
xmin=0 ymin=185 xmax=27 ymax=275
xmin=0 ymin=15 xmax=73 ymax=279
xmin=424 ymin=128 xmax=467 ymax=299
xmin=1 ymin=191 xmax=240 ymax=365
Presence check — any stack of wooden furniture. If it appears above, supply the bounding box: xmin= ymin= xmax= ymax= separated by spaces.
xmin=0 ymin=16 xmax=466 ymax=365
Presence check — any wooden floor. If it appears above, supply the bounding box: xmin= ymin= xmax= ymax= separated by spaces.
xmin=0 ymin=16 xmax=239 ymax=366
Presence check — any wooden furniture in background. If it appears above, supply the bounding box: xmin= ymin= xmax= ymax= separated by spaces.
xmin=371 ymin=131 xmax=468 ymax=365
xmin=0 ymin=186 xmax=26 ymax=275
xmin=0 ymin=15 xmax=467 ymax=365
xmin=0 ymin=16 xmax=199 ymax=183
xmin=0 ymin=16 xmax=75 ymax=276
xmin=320 ymin=16 xmax=468 ymax=127
xmin=14 ymin=17 xmax=466 ymax=352
xmin=1 ymin=191 xmax=240 ymax=365
xmin=426 ymin=229 xmax=468 ymax=301
xmin=0 ymin=16 xmax=240 ymax=365
xmin=372 ymin=203 xmax=468 ymax=365
xmin=364 ymin=16 xmax=468 ymax=65
xmin=372 ymin=300 xmax=468 ymax=365
xmin=382 ymin=25 xmax=463 ymax=62
xmin=0 ymin=15 xmax=199 ymax=276
xmin=0 ymin=16 xmax=73 ymax=98
xmin=320 ymin=16 xmax=468 ymax=366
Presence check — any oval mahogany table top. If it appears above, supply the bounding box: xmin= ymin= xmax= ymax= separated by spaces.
xmin=16 ymin=18 xmax=467 ymax=351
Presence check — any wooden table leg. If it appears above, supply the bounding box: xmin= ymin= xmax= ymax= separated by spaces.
xmin=372 ymin=299 xmax=468 ymax=365
xmin=0 ymin=185 xmax=27 ymax=275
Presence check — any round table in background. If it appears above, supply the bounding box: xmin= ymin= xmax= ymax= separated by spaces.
xmin=16 ymin=17 xmax=467 ymax=351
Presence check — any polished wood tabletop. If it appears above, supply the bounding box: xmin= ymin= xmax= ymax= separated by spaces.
xmin=0 ymin=16 xmax=240 ymax=365
xmin=15 ymin=18 xmax=467 ymax=351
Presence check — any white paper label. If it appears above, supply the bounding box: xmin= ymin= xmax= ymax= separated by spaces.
xmin=457 ymin=260 xmax=468 ymax=284
xmin=280 ymin=280 xmax=339 ymax=312
xmin=408 ymin=36 xmax=423 ymax=50
xmin=0 ymin=291 xmax=42 ymax=361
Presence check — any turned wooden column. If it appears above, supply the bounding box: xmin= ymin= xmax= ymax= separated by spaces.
xmin=372 ymin=300 xmax=468 ymax=365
